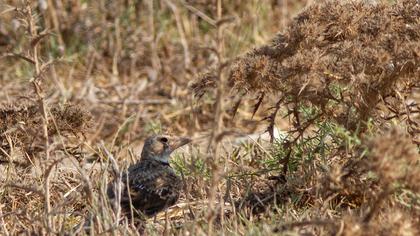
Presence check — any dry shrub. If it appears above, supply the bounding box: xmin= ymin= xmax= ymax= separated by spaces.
xmin=338 ymin=209 xmax=420 ymax=236
xmin=321 ymin=127 xmax=419 ymax=196
xmin=191 ymin=3 xmax=419 ymax=225
xmin=364 ymin=128 xmax=420 ymax=192
xmin=189 ymin=71 xmax=218 ymax=99
xmin=193 ymin=0 xmax=419 ymax=134
xmin=317 ymin=128 xmax=419 ymax=234
xmin=189 ymin=1 xmax=419 ymax=234
xmin=0 ymin=103 xmax=92 ymax=159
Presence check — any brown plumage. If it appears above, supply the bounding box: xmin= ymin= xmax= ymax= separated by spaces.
xmin=107 ymin=135 xmax=191 ymax=219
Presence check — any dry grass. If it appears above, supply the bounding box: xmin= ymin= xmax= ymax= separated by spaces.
xmin=0 ymin=0 xmax=419 ymax=235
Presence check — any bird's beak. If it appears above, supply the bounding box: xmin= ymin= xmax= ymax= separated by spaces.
xmin=170 ymin=137 xmax=192 ymax=151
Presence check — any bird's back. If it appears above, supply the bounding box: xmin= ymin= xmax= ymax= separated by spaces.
xmin=107 ymin=159 xmax=182 ymax=217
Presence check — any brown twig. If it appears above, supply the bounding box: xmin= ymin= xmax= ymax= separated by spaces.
xmin=24 ymin=2 xmax=53 ymax=231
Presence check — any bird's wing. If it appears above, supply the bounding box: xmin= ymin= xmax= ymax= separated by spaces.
xmin=122 ymin=165 xmax=182 ymax=217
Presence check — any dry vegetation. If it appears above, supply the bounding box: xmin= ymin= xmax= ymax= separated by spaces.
xmin=0 ymin=0 xmax=419 ymax=235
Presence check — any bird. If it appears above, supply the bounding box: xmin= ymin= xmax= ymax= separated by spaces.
xmin=107 ymin=135 xmax=191 ymax=220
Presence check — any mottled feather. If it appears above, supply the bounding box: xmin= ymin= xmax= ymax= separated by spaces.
xmin=107 ymin=135 xmax=190 ymax=219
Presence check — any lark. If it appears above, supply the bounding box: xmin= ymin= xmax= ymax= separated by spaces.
xmin=107 ymin=135 xmax=191 ymax=219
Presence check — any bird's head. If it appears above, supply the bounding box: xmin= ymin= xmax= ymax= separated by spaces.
xmin=140 ymin=135 xmax=191 ymax=164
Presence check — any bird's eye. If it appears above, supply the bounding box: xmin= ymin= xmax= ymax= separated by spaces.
xmin=159 ymin=137 xmax=168 ymax=143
